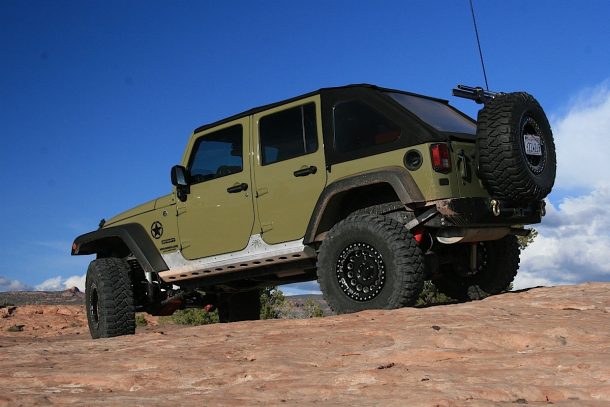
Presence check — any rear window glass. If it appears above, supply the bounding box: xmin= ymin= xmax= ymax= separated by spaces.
xmin=333 ymin=100 xmax=401 ymax=153
xmin=388 ymin=92 xmax=476 ymax=134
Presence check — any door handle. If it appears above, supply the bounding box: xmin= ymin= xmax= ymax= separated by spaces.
xmin=227 ymin=183 xmax=248 ymax=193
xmin=293 ymin=165 xmax=317 ymax=177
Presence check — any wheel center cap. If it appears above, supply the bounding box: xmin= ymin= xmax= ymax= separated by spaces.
xmin=336 ymin=242 xmax=385 ymax=302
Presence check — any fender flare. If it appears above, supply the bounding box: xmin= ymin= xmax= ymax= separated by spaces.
xmin=71 ymin=223 xmax=169 ymax=274
xmin=303 ymin=167 xmax=424 ymax=244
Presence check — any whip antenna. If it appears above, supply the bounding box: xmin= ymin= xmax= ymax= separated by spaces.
xmin=469 ymin=0 xmax=489 ymax=90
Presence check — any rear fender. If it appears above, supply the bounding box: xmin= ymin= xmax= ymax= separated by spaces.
xmin=303 ymin=167 xmax=424 ymax=244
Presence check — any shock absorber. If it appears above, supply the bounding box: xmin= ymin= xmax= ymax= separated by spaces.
xmin=470 ymin=242 xmax=478 ymax=274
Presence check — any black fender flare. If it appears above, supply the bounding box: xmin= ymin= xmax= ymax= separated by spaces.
xmin=303 ymin=167 xmax=424 ymax=244
xmin=72 ymin=223 xmax=169 ymax=274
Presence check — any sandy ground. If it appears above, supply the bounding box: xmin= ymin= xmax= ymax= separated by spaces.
xmin=1 ymin=283 xmax=609 ymax=406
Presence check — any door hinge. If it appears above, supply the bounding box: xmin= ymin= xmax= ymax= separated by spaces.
xmin=181 ymin=240 xmax=191 ymax=249
xmin=177 ymin=206 xmax=187 ymax=215
xmin=261 ymin=222 xmax=273 ymax=232
xmin=256 ymin=187 xmax=268 ymax=198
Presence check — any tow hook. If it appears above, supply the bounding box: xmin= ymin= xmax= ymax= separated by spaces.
xmin=490 ymin=199 xmax=501 ymax=216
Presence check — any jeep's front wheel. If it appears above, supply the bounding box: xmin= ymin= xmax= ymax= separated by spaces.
xmin=317 ymin=214 xmax=424 ymax=313
xmin=85 ymin=258 xmax=136 ymax=339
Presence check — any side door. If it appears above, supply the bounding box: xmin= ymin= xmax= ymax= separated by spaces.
xmin=252 ymin=96 xmax=326 ymax=245
xmin=176 ymin=118 xmax=255 ymax=260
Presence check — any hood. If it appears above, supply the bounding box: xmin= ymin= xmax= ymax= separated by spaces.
xmin=104 ymin=198 xmax=158 ymax=227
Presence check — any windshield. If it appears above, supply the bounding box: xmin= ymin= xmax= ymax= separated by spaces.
xmin=387 ymin=92 xmax=476 ymax=134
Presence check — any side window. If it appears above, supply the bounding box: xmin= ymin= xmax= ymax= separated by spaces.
xmin=188 ymin=125 xmax=243 ymax=184
xmin=259 ymin=103 xmax=318 ymax=166
xmin=333 ymin=101 xmax=401 ymax=153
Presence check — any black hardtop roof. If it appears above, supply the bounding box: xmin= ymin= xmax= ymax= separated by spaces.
xmin=193 ymin=83 xmax=449 ymax=134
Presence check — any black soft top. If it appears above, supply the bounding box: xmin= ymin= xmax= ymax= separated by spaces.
xmin=194 ymin=84 xmax=476 ymax=166
xmin=193 ymin=84 xmax=451 ymax=134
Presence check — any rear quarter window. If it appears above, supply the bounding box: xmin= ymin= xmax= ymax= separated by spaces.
xmin=333 ymin=100 xmax=401 ymax=153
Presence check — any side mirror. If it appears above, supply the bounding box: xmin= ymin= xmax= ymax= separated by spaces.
xmin=171 ymin=165 xmax=190 ymax=202
xmin=171 ymin=165 xmax=189 ymax=187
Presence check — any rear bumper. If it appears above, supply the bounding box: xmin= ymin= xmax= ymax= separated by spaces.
xmin=429 ymin=197 xmax=544 ymax=228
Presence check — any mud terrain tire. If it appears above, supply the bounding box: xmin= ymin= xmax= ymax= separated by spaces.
xmin=85 ymin=258 xmax=135 ymax=339
xmin=350 ymin=201 xmax=414 ymax=224
xmin=477 ymin=92 xmax=556 ymax=202
xmin=433 ymin=235 xmax=521 ymax=301
xmin=317 ymin=214 xmax=424 ymax=313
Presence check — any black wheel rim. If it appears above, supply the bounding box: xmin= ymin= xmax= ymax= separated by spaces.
xmin=89 ymin=284 xmax=100 ymax=327
xmin=335 ymin=242 xmax=385 ymax=302
xmin=520 ymin=116 xmax=546 ymax=175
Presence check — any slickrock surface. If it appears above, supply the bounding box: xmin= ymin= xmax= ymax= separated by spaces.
xmin=1 ymin=283 xmax=609 ymax=406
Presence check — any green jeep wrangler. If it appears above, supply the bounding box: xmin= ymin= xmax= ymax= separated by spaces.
xmin=72 ymin=84 xmax=556 ymax=338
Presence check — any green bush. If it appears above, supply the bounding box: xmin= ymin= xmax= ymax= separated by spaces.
xmin=260 ymin=287 xmax=294 ymax=319
xmin=517 ymin=228 xmax=538 ymax=250
xmin=303 ymin=298 xmax=324 ymax=318
xmin=170 ymin=308 xmax=219 ymax=325
xmin=135 ymin=314 xmax=148 ymax=327
xmin=416 ymin=281 xmax=453 ymax=306
xmin=7 ymin=324 xmax=24 ymax=332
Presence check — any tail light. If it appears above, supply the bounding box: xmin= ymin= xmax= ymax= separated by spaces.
xmin=430 ymin=143 xmax=451 ymax=173
xmin=413 ymin=229 xmax=424 ymax=244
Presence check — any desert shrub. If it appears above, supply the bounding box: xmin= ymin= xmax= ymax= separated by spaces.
xmin=303 ymin=298 xmax=324 ymax=318
xmin=417 ymin=281 xmax=453 ymax=306
xmin=170 ymin=308 xmax=219 ymax=325
xmin=260 ymin=287 xmax=295 ymax=319
xmin=7 ymin=324 xmax=24 ymax=332
xmin=135 ymin=314 xmax=148 ymax=327
xmin=517 ymin=228 xmax=538 ymax=250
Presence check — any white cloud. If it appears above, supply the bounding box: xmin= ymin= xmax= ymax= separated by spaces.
xmin=515 ymin=192 xmax=610 ymax=289
xmin=553 ymin=81 xmax=610 ymax=189
xmin=35 ymin=276 xmax=64 ymax=291
xmin=35 ymin=274 xmax=86 ymax=291
xmin=0 ymin=276 xmax=33 ymax=292
xmin=515 ymin=82 xmax=610 ymax=289
xmin=64 ymin=274 xmax=86 ymax=291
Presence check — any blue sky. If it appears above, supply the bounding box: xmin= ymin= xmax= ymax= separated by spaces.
xmin=1 ymin=1 xmax=610 ymax=293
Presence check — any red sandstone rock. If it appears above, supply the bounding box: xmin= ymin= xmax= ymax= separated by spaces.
xmin=0 ymin=283 xmax=609 ymax=406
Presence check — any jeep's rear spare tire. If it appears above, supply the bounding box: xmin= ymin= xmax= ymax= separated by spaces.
xmin=317 ymin=214 xmax=424 ymax=313
xmin=85 ymin=258 xmax=136 ymax=339
xmin=477 ymin=92 xmax=556 ymax=202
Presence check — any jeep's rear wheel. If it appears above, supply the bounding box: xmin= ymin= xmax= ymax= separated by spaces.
xmin=433 ymin=236 xmax=520 ymax=301
xmin=85 ymin=258 xmax=136 ymax=339
xmin=477 ymin=92 xmax=556 ymax=202
xmin=317 ymin=214 xmax=424 ymax=313
xmin=218 ymin=290 xmax=262 ymax=323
